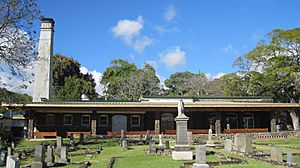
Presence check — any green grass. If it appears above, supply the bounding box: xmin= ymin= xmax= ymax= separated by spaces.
xmin=11 ymin=137 xmax=300 ymax=168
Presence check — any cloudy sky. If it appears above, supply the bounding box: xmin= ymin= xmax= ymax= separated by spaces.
xmin=2 ymin=0 xmax=300 ymax=95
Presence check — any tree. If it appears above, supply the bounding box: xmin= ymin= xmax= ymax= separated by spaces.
xmin=234 ymin=27 xmax=300 ymax=130
xmin=101 ymin=59 xmax=161 ymax=100
xmin=0 ymin=0 xmax=40 ymax=75
xmin=53 ymin=54 xmax=97 ymax=100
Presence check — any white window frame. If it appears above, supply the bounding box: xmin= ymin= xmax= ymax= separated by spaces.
xmin=81 ymin=115 xmax=90 ymax=126
xmin=99 ymin=115 xmax=108 ymax=126
xmin=131 ymin=115 xmax=140 ymax=126
xmin=243 ymin=113 xmax=255 ymax=128
xmin=63 ymin=114 xmax=73 ymax=126
xmin=46 ymin=114 xmax=55 ymax=126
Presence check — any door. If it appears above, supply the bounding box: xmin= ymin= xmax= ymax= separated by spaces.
xmin=112 ymin=115 xmax=127 ymax=132
xmin=243 ymin=113 xmax=254 ymax=128
xmin=161 ymin=113 xmax=174 ymax=132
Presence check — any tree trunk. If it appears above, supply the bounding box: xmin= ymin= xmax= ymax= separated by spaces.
xmin=290 ymin=110 xmax=300 ymax=131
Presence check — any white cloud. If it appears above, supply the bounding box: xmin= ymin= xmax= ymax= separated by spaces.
xmin=133 ymin=36 xmax=153 ymax=53
xmin=164 ymin=5 xmax=176 ymax=22
xmin=160 ymin=46 xmax=186 ymax=69
xmin=145 ymin=60 xmax=157 ymax=69
xmin=80 ymin=66 xmax=104 ymax=96
xmin=111 ymin=16 xmax=153 ymax=53
xmin=154 ymin=25 xmax=180 ymax=35
xmin=221 ymin=44 xmax=238 ymax=55
xmin=111 ymin=16 xmax=144 ymax=45
xmin=205 ymin=72 xmax=225 ymax=80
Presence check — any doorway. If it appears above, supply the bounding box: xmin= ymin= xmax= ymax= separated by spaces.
xmin=112 ymin=115 xmax=127 ymax=132
xmin=161 ymin=113 xmax=174 ymax=132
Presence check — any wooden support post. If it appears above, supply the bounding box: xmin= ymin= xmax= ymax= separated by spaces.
xmin=215 ymin=112 xmax=221 ymax=135
xmin=270 ymin=112 xmax=276 ymax=132
xmin=91 ymin=111 xmax=97 ymax=135
xmin=154 ymin=112 xmax=160 ymax=134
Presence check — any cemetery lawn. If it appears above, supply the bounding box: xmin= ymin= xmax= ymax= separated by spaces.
xmin=12 ymin=137 xmax=300 ymax=168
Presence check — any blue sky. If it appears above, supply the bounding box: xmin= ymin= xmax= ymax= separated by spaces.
xmin=36 ymin=0 xmax=300 ymax=79
xmin=2 ymin=0 xmax=300 ymax=95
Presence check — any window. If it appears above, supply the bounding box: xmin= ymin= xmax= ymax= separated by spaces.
xmin=99 ymin=115 xmax=108 ymax=126
xmin=131 ymin=115 xmax=140 ymax=126
xmin=243 ymin=113 xmax=254 ymax=128
xmin=46 ymin=114 xmax=55 ymax=125
xmin=64 ymin=115 xmax=73 ymax=125
xmin=81 ymin=115 xmax=90 ymax=126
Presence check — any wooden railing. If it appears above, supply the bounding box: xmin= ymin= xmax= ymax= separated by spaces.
xmin=33 ymin=132 xmax=57 ymax=138
xmin=224 ymin=128 xmax=268 ymax=134
xmin=107 ymin=131 xmax=155 ymax=136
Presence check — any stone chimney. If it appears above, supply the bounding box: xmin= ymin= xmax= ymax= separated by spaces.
xmin=33 ymin=18 xmax=55 ymax=102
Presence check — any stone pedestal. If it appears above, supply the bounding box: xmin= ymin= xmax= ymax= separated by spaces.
xmin=174 ymin=117 xmax=190 ymax=151
xmin=91 ymin=119 xmax=97 ymax=135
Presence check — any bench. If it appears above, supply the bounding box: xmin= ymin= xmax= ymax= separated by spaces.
xmin=224 ymin=128 xmax=268 ymax=134
xmin=164 ymin=129 xmax=209 ymax=134
xmin=33 ymin=132 xmax=57 ymax=138
xmin=66 ymin=131 xmax=92 ymax=138
xmin=107 ymin=131 xmax=155 ymax=136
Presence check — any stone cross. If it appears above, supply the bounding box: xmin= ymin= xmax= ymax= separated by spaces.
xmin=287 ymin=153 xmax=295 ymax=165
xmin=193 ymin=145 xmax=209 ymax=168
xmin=6 ymin=155 xmax=19 ymax=168
xmin=56 ymin=136 xmax=63 ymax=150
xmin=60 ymin=146 xmax=69 ymax=163
xmin=224 ymin=139 xmax=232 ymax=153
xmin=45 ymin=146 xmax=54 ymax=164
xmin=158 ymin=134 xmax=163 ymax=147
xmin=270 ymin=147 xmax=282 ymax=162
xmin=31 ymin=145 xmax=46 ymax=168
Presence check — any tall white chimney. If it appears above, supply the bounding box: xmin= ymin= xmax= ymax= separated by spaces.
xmin=33 ymin=18 xmax=55 ymax=102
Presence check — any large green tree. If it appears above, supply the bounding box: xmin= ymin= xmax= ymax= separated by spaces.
xmin=101 ymin=59 xmax=160 ymax=100
xmin=53 ymin=54 xmax=97 ymax=100
xmin=234 ymin=27 xmax=300 ymax=130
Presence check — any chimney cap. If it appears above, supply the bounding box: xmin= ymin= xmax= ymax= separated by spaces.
xmin=40 ymin=17 xmax=55 ymax=24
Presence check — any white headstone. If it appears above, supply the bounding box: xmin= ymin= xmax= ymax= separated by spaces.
xmin=193 ymin=145 xmax=209 ymax=168
xmin=6 ymin=156 xmax=19 ymax=168
xmin=270 ymin=147 xmax=282 ymax=162
xmin=158 ymin=134 xmax=163 ymax=147
xmin=224 ymin=139 xmax=232 ymax=153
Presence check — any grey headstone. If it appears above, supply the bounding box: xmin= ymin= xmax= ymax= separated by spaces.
xmin=7 ymin=147 xmax=12 ymax=156
xmin=31 ymin=145 xmax=46 ymax=168
xmin=224 ymin=139 xmax=232 ymax=153
xmin=233 ymin=134 xmax=253 ymax=153
xmin=270 ymin=147 xmax=282 ymax=162
xmin=287 ymin=153 xmax=294 ymax=164
xmin=60 ymin=146 xmax=69 ymax=163
xmin=195 ymin=145 xmax=206 ymax=164
xmin=79 ymin=133 xmax=84 ymax=142
xmin=6 ymin=155 xmax=19 ymax=168
xmin=45 ymin=146 xmax=54 ymax=164
xmin=0 ymin=151 xmax=7 ymax=166
xmin=56 ymin=136 xmax=63 ymax=150
xmin=69 ymin=133 xmax=74 ymax=140
xmin=187 ymin=131 xmax=193 ymax=145
xmin=120 ymin=130 xmax=124 ymax=140
xmin=121 ymin=140 xmax=128 ymax=151
xmin=165 ymin=141 xmax=170 ymax=150
xmin=149 ymin=141 xmax=156 ymax=153
xmin=208 ymin=129 xmax=212 ymax=141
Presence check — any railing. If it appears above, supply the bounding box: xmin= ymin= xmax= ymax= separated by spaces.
xmin=164 ymin=129 xmax=209 ymax=134
xmin=107 ymin=131 xmax=155 ymax=136
xmin=66 ymin=131 xmax=92 ymax=138
xmin=33 ymin=132 xmax=57 ymax=138
xmin=224 ymin=128 xmax=268 ymax=134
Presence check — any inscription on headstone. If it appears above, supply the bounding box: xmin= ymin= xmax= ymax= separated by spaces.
xmin=270 ymin=147 xmax=282 ymax=162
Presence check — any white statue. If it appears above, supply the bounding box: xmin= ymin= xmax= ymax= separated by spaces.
xmin=177 ymin=99 xmax=187 ymax=118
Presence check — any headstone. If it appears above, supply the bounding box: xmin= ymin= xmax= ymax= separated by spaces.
xmin=121 ymin=140 xmax=128 ymax=151
xmin=79 ymin=133 xmax=84 ymax=142
xmin=287 ymin=153 xmax=295 ymax=165
xmin=60 ymin=146 xmax=69 ymax=163
xmin=206 ymin=129 xmax=215 ymax=147
xmin=69 ymin=139 xmax=76 ymax=150
xmin=145 ymin=130 xmax=151 ymax=144
xmin=158 ymin=134 xmax=163 ymax=148
xmin=270 ymin=147 xmax=282 ymax=162
xmin=172 ymin=99 xmax=193 ymax=160
xmin=20 ymin=151 xmax=27 ymax=159
xmin=69 ymin=133 xmax=74 ymax=140
xmin=187 ymin=131 xmax=193 ymax=145
xmin=164 ymin=140 xmax=171 ymax=155
xmin=0 ymin=151 xmax=7 ymax=166
xmin=120 ymin=130 xmax=124 ymax=141
xmin=165 ymin=141 xmax=170 ymax=150
xmin=193 ymin=145 xmax=209 ymax=168
xmin=7 ymin=147 xmax=12 ymax=156
xmin=56 ymin=136 xmax=63 ymax=150
xmin=224 ymin=139 xmax=232 ymax=153
xmin=149 ymin=141 xmax=156 ymax=153
xmin=45 ymin=146 xmax=54 ymax=164
xmin=226 ymin=123 xmax=230 ymax=129
xmin=6 ymin=156 xmax=19 ymax=168
xmin=11 ymin=142 xmax=15 ymax=149
xmin=31 ymin=145 xmax=46 ymax=168
xmin=233 ymin=134 xmax=253 ymax=153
